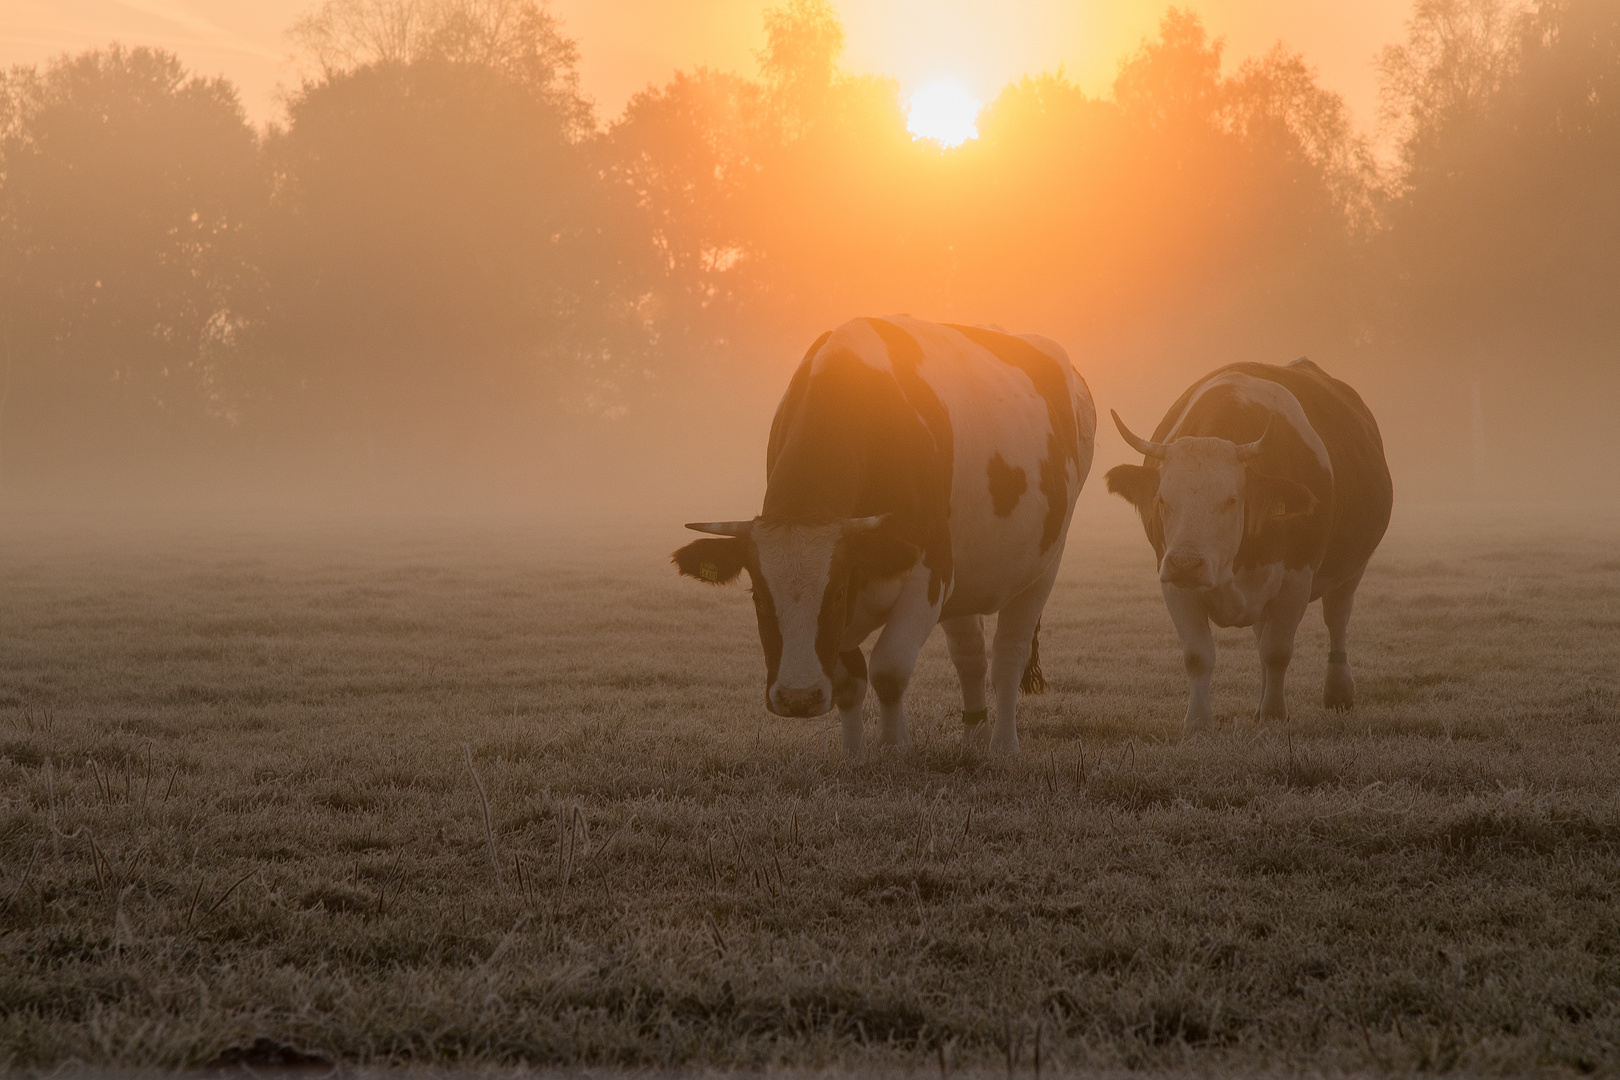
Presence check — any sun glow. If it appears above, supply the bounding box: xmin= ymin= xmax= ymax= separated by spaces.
xmin=905 ymin=80 xmax=981 ymax=147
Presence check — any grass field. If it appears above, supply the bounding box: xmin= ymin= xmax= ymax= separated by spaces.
xmin=1 ymin=499 xmax=1617 ymax=1074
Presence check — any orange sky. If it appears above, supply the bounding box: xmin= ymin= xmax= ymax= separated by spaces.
xmin=0 ymin=0 xmax=1410 ymax=133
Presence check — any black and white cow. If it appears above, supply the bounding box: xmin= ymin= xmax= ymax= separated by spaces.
xmin=1106 ymin=359 xmax=1393 ymax=731
xmin=674 ymin=316 xmax=1096 ymax=758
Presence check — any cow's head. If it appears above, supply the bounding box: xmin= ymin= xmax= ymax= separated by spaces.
xmin=1104 ymin=410 xmax=1317 ymax=590
xmin=672 ymin=517 xmax=918 ymax=716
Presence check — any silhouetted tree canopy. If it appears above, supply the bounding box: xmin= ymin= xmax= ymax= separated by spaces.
xmin=262 ymin=0 xmax=656 ymax=479
xmin=0 ymin=45 xmax=263 ymax=483
xmin=1370 ymin=0 xmax=1620 ymax=353
xmin=0 ymin=0 xmax=1616 ymax=499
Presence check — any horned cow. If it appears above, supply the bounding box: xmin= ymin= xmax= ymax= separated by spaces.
xmin=1106 ymin=358 xmax=1393 ymax=731
xmin=674 ymin=316 xmax=1097 ymax=759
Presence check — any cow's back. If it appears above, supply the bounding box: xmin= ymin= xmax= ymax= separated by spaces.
xmin=765 ymin=316 xmax=1095 ymax=613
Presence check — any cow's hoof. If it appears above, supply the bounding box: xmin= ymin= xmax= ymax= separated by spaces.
xmin=1323 ymin=666 xmax=1355 ymax=710
xmin=878 ymin=721 xmax=913 ymax=751
xmin=1183 ymin=714 xmax=1214 ymax=736
xmin=987 ymin=734 xmax=1020 ymax=756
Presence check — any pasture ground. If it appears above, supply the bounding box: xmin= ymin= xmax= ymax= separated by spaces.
xmin=1 ymin=500 xmax=1617 ymax=1075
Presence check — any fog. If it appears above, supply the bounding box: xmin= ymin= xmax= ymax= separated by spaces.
xmin=1 ymin=0 xmax=1617 ymax=528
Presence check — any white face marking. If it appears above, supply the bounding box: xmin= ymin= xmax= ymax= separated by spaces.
xmin=1156 ymin=438 xmax=1246 ymax=590
xmin=753 ymin=523 xmax=841 ymax=709
xmin=1152 ymin=374 xmax=1328 ymax=592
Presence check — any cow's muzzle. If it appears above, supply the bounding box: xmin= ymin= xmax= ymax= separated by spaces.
xmin=1161 ymin=551 xmax=1215 ymax=589
xmin=770 ymin=684 xmax=830 ymax=718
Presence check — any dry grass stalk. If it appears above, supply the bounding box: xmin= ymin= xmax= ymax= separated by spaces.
xmin=561 ymin=806 xmax=583 ymax=888
xmin=88 ymin=757 xmax=107 ymax=804
xmin=2 ymin=843 xmax=41 ymax=911
xmin=195 ymin=869 xmax=255 ymax=927
xmin=376 ymin=850 xmax=404 ymax=915
xmin=463 ymin=742 xmax=502 ymax=888
xmin=44 ymin=759 xmax=59 ymax=859
xmin=704 ymin=914 xmax=728 ymax=958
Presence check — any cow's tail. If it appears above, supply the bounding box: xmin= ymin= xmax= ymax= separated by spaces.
xmin=1019 ymin=619 xmax=1049 ymax=696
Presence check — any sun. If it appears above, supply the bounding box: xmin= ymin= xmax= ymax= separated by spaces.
xmin=905 ymin=80 xmax=982 ymax=147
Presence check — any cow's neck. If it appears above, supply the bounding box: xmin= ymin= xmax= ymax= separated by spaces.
xmin=761 ymin=416 xmax=871 ymax=523
xmin=762 ymin=457 xmax=865 ymax=521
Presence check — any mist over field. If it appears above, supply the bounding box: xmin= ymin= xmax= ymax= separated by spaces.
xmin=0 ymin=0 xmax=1617 ymax=517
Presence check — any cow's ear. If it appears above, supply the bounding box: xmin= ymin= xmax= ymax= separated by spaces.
xmin=847 ymin=532 xmax=919 ymax=581
xmin=1245 ymin=472 xmax=1318 ymax=535
xmin=672 ymin=537 xmax=745 ymax=584
xmin=1105 ymin=464 xmax=1159 ymax=509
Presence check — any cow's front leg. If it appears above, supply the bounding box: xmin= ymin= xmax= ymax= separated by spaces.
xmin=868 ymin=637 xmax=922 ymax=750
xmin=941 ymin=615 xmax=988 ymax=749
xmin=1163 ymin=585 xmax=1216 ymax=733
xmin=833 ymin=648 xmax=869 ymax=761
xmin=1320 ymin=567 xmax=1364 ymax=710
xmin=1254 ymin=570 xmax=1312 ymax=722
xmin=867 ymin=590 xmax=940 ymax=750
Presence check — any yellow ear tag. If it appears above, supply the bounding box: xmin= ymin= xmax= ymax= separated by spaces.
xmin=700 ymin=561 xmax=719 ymax=581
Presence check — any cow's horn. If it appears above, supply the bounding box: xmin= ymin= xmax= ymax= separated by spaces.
xmin=842 ymin=515 xmax=889 ymax=535
xmin=1234 ymin=417 xmax=1273 ymax=463
xmin=1111 ymin=410 xmax=1168 ymax=459
xmin=685 ymin=520 xmax=753 ymax=536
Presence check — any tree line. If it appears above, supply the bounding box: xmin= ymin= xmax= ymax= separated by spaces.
xmin=0 ymin=0 xmax=1615 ymax=501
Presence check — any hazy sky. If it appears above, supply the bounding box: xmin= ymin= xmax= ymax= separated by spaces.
xmin=0 ymin=0 xmax=1412 ymax=131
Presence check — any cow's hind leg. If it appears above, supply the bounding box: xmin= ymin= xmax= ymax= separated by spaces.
xmin=942 ymin=615 xmax=989 ymax=749
xmin=1321 ymin=567 xmax=1365 ymax=710
xmin=987 ymin=563 xmax=1060 ymax=756
xmin=833 ymin=648 xmax=869 ymax=761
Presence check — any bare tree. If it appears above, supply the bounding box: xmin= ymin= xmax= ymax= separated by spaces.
xmin=756 ymin=0 xmax=845 ymax=139
xmin=289 ymin=0 xmax=588 ymax=130
xmin=1226 ymin=46 xmax=1384 ymax=233
xmin=1378 ymin=0 xmax=1528 ymax=169
xmin=289 ymin=0 xmax=428 ymax=74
